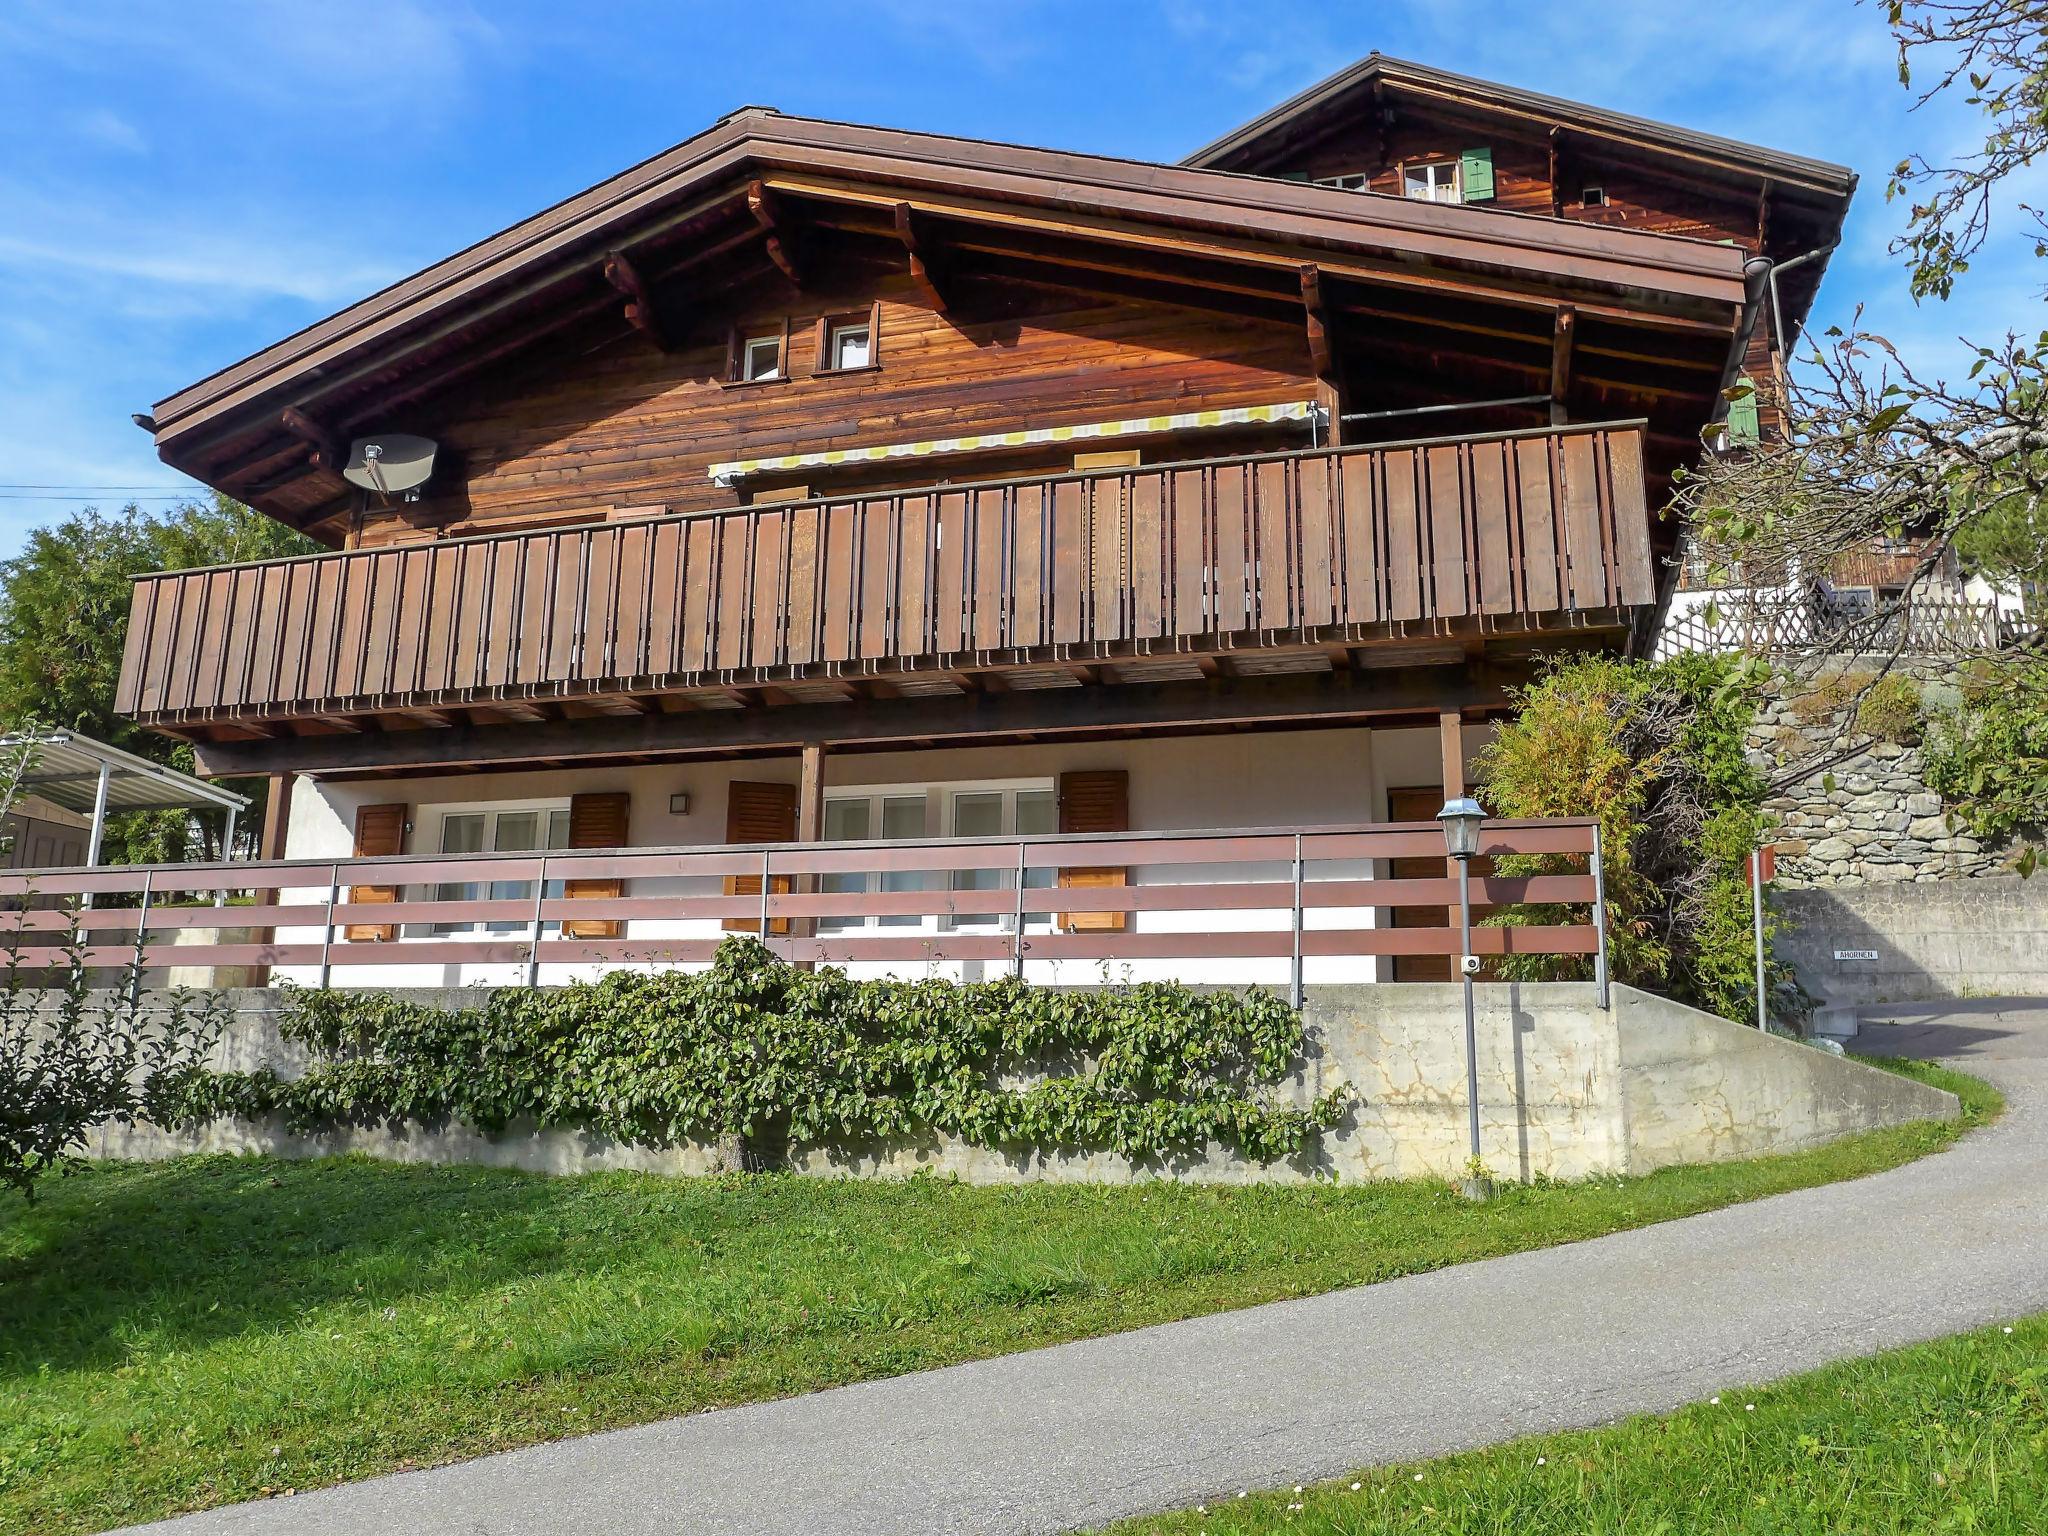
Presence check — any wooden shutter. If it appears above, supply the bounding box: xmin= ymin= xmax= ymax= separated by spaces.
xmin=1056 ymin=769 xmax=1129 ymax=933
xmin=723 ymin=780 xmax=798 ymax=934
xmin=1459 ymin=147 xmax=1495 ymax=202
xmin=1725 ymin=376 xmax=1762 ymax=446
xmin=345 ymin=803 xmax=408 ymax=942
xmin=561 ymin=791 xmax=630 ymax=940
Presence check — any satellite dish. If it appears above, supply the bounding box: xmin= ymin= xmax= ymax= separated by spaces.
xmin=342 ymin=434 xmax=437 ymax=499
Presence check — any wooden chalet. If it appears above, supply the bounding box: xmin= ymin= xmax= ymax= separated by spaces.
xmin=80 ymin=58 xmax=1854 ymax=989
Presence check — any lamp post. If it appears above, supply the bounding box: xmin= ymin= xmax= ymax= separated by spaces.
xmin=1437 ymin=796 xmax=1488 ymax=1194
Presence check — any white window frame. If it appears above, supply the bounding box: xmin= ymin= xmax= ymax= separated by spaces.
xmin=1402 ymin=160 xmax=1461 ymax=203
xmin=741 ymin=334 xmax=782 ymax=381
xmin=1315 ymin=172 xmax=1372 ymax=191
xmin=812 ymin=776 xmax=1056 ymax=934
xmin=418 ymin=799 xmax=572 ymax=935
xmin=826 ymin=320 xmax=872 ymax=372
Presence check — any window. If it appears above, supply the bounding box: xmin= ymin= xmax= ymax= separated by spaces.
xmin=1314 ymin=172 xmax=1372 ymax=191
xmin=827 ymin=319 xmax=871 ymax=371
xmin=1581 ymin=186 xmax=1608 ymax=209
xmin=1402 ymin=160 xmax=1461 ymax=203
xmin=430 ymin=805 xmax=570 ymax=933
xmin=818 ymin=792 xmax=929 ymax=932
xmin=741 ymin=333 xmax=782 ymax=381
xmin=816 ymin=304 xmax=881 ymax=373
xmin=810 ymin=780 xmax=1055 ymax=934
xmin=946 ymin=785 xmax=1056 ymax=931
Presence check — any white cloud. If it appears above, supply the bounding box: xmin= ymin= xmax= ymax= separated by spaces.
xmin=69 ymin=108 xmax=148 ymax=156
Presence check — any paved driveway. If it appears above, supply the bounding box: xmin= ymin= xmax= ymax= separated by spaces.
xmin=125 ymin=1001 xmax=2048 ymax=1536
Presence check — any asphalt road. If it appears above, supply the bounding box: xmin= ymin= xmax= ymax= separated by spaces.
xmin=123 ymin=999 xmax=2048 ymax=1536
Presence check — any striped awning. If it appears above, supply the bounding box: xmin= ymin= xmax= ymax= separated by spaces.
xmin=709 ymin=399 xmax=1319 ymax=486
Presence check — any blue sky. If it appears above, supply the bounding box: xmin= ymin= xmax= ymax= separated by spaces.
xmin=1 ymin=0 xmax=2040 ymax=554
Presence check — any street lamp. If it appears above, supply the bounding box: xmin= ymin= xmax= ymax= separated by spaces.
xmin=1437 ymin=796 xmax=1487 ymax=1188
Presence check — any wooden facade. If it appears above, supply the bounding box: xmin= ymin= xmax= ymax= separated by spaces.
xmin=115 ymin=63 xmax=1852 ymax=786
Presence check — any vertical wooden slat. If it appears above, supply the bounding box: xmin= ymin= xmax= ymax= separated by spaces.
xmin=333 ymin=560 xmax=375 ymax=700
xmin=1425 ymin=444 xmax=1468 ymax=619
xmin=1090 ymin=476 xmax=1124 ymax=642
xmin=1129 ymin=472 xmax=1164 ymax=639
xmin=1297 ymin=455 xmax=1334 ymax=629
xmin=114 ymin=581 xmax=156 ymax=715
xmin=972 ymin=486 xmax=1006 ymax=650
xmin=894 ymin=495 xmax=931 ymax=657
xmin=715 ymin=516 xmax=751 ymax=670
xmin=421 ymin=548 xmax=456 ymax=692
xmin=613 ymin=525 xmax=648 ymax=678
xmin=859 ymin=499 xmax=893 ymax=659
xmin=1171 ymin=468 xmax=1206 ymax=636
xmin=819 ymin=501 xmax=856 ymax=662
xmin=220 ymin=566 xmax=262 ymax=709
xmin=1212 ymin=463 xmax=1248 ymax=633
xmin=1051 ymin=479 xmax=1087 ymax=644
xmin=1011 ymin=484 xmax=1045 ymax=649
xmin=185 ymin=570 xmax=229 ymax=709
xmin=1560 ymin=432 xmax=1607 ymax=609
xmin=279 ymin=559 xmax=318 ymax=705
xmin=934 ymin=490 xmax=967 ymax=654
xmin=751 ymin=510 xmax=786 ymax=668
xmin=1252 ymin=459 xmax=1291 ymax=629
xmin=1338 ymin=453 xmax=1379 ymax=623
xmin=1515 ymin=438 xmax=1561 ymax=612
xmin=482 ymin=541 xmax=520 ymax=687
xmin=140 ymin=577 xmax=182 ymax=713
xmin=1383 ymin=451 xmax=1423 ymax=622
xmin=389 ymin=550 xmax=431 ymax=695
xmin=1471 ymin=442 xmax=1515 ymax=614
xmin=680 ymin=519 xmax=716 ymax=672
xmin=1607 ymin=430 xmax=1656 ymax=606
xmin=782 ymin=507 xmax=818 ymax=667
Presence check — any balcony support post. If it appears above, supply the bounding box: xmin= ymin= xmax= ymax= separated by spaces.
xmin=795 ymin=743 xmax=827 ymax=964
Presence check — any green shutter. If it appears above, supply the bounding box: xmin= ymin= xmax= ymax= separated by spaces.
xmin=1459 ymin=147 xmax=1495 ymax=202
xmin=1725 ymin=376 xmax=1761 ymax=446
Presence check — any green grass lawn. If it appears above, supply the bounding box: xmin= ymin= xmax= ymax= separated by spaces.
xmin=1100 ymin=1312 xmax=2048 ymax=1535
xmin=0 ymin=1059 xmax=1994 ymax=1536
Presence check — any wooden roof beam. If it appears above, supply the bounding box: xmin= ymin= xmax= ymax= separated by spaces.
xmin=892 ymin=202 xmax=951 ymax=312
xmin=1299 ymin=264 xmax=1335 ymax=382
xmin=1550 ymin=306 xmax=1576 ymax=425
xmin=746 ymin=179 xmax=804 ymax=288
xmin=600 ymin=249 xmax=674 ymax=352
xmin=279 ymin=406 xmax=346 ymax=475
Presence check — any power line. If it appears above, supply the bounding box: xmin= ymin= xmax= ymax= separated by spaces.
xmin=0 ymin=483 xmax=199 ymax=492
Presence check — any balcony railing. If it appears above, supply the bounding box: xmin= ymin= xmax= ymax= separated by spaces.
xmin=0 ymin=819 xmax=1605 ymax=1001
xmin=115 ymin=423 xmax=1655 ymax=727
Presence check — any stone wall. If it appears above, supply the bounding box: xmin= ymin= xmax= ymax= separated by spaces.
xmin=1751 ymin=670 xmax=2005 ymax=888
xmin=83 ymin=982 xmax=1957 ymax=1185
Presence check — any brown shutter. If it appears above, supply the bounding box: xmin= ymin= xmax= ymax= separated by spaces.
xmin=1056 ymin=769 xmax=1129 ymax=933
xmin=561 ymin=791 xmax=630 ymax=940
xmin=346 ymin=803 xmax=408 ymax=942
xmin=723 ymin=780 xmax=798 ymax=934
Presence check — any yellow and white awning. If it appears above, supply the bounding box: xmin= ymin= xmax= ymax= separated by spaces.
xmin=709 ymin=399 xmax=1319 ymax=486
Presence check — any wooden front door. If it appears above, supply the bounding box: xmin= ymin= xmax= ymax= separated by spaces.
xmin=1387 ymin=786 xmax=1453 ymax=982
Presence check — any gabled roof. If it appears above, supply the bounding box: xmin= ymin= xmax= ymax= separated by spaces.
xmin=1184 ymin=53 xmax=1858 ymax=196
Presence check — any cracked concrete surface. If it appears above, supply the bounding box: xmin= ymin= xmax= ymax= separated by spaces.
xmin=120 ymin=999 xmax=2048 ymax=1536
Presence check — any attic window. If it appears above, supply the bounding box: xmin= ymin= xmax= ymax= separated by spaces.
xmin=742 ymin=334 xmax=783 ymax=381
xmin=1315 ymin=172 xmax=1372 ymax=191
xmin=1401 ymin=160 xmax=1461 ymax=203
xmin=816 ymin=303 xmax=882 ymax=374
xmin=1582 ymin=186 xmax=1609 ymax=209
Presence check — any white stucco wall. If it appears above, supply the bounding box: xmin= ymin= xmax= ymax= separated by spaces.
xmin=269 ymin=723 xmax=1493 ymax=990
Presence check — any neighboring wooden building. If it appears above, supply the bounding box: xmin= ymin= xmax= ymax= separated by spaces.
xmin=101 ymin=60 xmax=1856 ymax=987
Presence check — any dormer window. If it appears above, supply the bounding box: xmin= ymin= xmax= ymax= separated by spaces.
xmin=741 ymin=334 xmax=783 ymax=381
xmin=1315 ymin=172 xmax=1372 ymax=191
xmin=1402 ymin=160 xmax=1461 ymax=203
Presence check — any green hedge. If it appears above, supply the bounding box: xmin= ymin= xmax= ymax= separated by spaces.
xmin=172 ymin=938 xmax=1344 ymax=1165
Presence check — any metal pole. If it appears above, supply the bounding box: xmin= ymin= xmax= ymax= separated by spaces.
xmin=1590 ymin=821 xmax=1610 ymax=1010
xmin=82 ymin=759 xmax=111 ymax=911
xmin=759 ymin=849 xmax=773 ymax=945
xmin=1289 ymin=832 xmax=1305 ymax=1009
xmin=1011 ymin=839 xmax=1027 ymax=979
xmin=526 ymin=854 xmax=549 ymax=987
xmin=318 ymin=863 xmax=338 ymax=990
xmin=128 ymin=867 xmax=154 ymax=1007
xmin=1752 ymin=846 xmax=1768 ymax=1031
xmin=215 ymin=806 xmax=237 ymax=907
xmin=1459 ymin=855 xmax=1480 ymax=1166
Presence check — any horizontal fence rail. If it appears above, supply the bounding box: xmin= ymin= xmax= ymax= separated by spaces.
xmin=0 ymin=820 xmax=1603 ymax=996
xmin=1655 ymin=590 xmax=2031 ymax=660
xmin=115 ymin=424 xmax=1654 ymax=725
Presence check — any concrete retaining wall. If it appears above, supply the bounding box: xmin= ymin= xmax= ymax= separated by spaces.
xmin=1775 ymin=879 xmax=2048 ymax=1007
xmin=84 ymin=980 xmax=1958 ymax=1185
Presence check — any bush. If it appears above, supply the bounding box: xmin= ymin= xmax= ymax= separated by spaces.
xmin=170 ymin=939 xmax=1345 ymax=1167
xmin=1924 ymin=652 xmax=2048 ymax=871
xmin=1855 ymin=673 xmax=1925 ymax=744
xmin=1475 ymin=652 xmax=1779 ymax=1022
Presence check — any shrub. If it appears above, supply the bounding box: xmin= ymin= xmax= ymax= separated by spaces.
xmin=1475 ymin=652 xmax=1779 ymax=1022
xmin=169 ymin=939 xmax=1345 ymax=1167
xmin=1855 ymin=673 xmax=1925 ymax=744
xmin=1924 ymin=652 xmax=2048 ymax=871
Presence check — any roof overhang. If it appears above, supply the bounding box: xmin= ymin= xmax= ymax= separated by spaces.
xmin=145 ymin=107 xmax=1751 ymax=533
xmin=1 ymin=731 xmax=249 ymax=816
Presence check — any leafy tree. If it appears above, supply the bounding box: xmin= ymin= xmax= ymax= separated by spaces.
xmin=0 ymin=494 xmax=314 ymax=864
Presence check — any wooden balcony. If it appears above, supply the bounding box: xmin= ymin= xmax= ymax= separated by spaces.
xmin=116 ymin=422 xmax=1654 ymax=735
